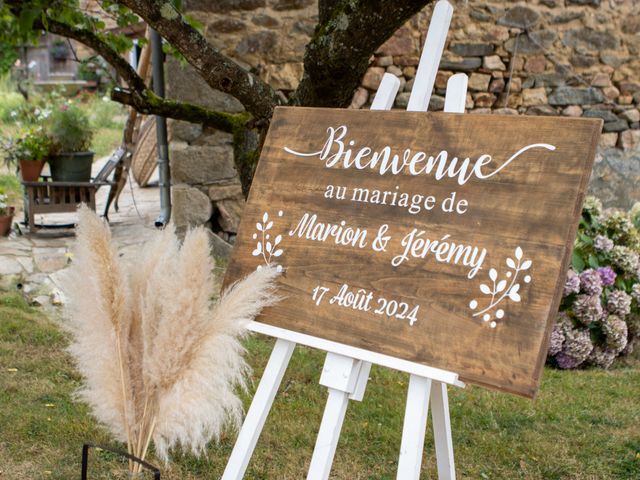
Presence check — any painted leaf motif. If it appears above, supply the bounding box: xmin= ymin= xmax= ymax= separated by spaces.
xmin=273 ymin=249 xmax=283 ymax=257
xmin=506 ymin=257 xmax=516 ymax=269
xmin=256 ymin=223 xmax=263 ymax=231
xmin=266 ymin=221 xmax=273 ymax=230
xmin=252 ymin=246 xmax=261 ymax=256
xmin=266 ymin=241 xmax=272 ymax=253
xmin=509 ymin=290 xmax=521 ymax=302
xmin=274 ymin=235 xmax=282 ymax=245
xmin=515 ymin=246 xmax=523 ymax=260
xmin=510 ymin=283 xmax=520 ymax=294
xmin=263 ymin=212 xmax=268 ymax=223
xmin=521 ymin=260 xmax=532 ymax=270
xmin=489 ymin=268 xmax=498 ymax=281
xmin=496 ymin=280 xmax=507 ymax=292
xmin=480 ymin=284 xmax=492 ymax=294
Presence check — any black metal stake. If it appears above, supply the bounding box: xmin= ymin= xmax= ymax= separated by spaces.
xmin=81 ymin=443 xmax=160 ymax=479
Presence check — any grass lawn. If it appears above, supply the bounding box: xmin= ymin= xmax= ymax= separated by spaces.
xmin=0 ymin=291 xmax=639 ymax=479
xmin=91 ymin=125 xmax=124 ymax=159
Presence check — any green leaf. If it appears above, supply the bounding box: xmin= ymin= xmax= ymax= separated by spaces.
xmin=40 ymin=11 xmax=48 ymax=30
xmin=579 ymin=232 xmax=593 ymax=246
xmin=588 ymin=255 xmax=599 ymax=269
xmin=184 ymin=14 xmax=203 ymax=32
xmin=18 ymin=7 xmax=41 ymax=33
xmin=572 ymin=250 xmax=585 ymax=272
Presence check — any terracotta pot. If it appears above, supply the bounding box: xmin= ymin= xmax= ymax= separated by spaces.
xmin=19 ymin=159 xmax=45 ymax=182
xmin=0 ymin=206 xmax=15 ymax=236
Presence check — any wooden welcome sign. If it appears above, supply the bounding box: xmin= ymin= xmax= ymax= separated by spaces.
xmin=224 ymin=107 xmax=601 ymax=398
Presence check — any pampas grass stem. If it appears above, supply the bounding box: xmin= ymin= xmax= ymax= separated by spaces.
xmin=63 ymin=206 xmax=280 ymax=472
xmin=115 ymin=336 xmax=134 ymax=470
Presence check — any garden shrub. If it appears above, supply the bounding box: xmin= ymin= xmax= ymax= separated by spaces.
xmin=47 ymin=103 xmax=93 ymax=153
xmin=0 ymin=75 xmax=25 ymax=123
xmin=87 ymin=95 xmax=125 ymax=130
xmin=549 ymin=197 xmax=640 ymax=369
xmin=0 ymin=44 xmax=17 ymax=76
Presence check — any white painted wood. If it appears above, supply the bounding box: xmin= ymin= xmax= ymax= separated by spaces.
xmin=431 ymin=381 xmax=456 ymax=480
xmin=444 ymin=73 xmax=468 ymax=113
xmin=222 ymin=338 xmax=295 ymax=480
xmin=307 ymin=353 xmax=364 ymax=480
xmin=407 ymin=0 xmax=454 ymax=112
xmin=249 ymin=322 xmax=463 ymax=387
xmin=306 ymin=387 xmax=351 ymax=480
xmin=319 ymin=352 xmax=363 ymax=392
xmin=349 ymin=360 xmax=372 ymax=401
xmin=371 ymin=73 xmax=401 ymax=110
xmin=397 ymin=375 xmax=433 ymax=479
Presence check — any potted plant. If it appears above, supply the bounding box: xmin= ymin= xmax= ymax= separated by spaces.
xmin=0 ymin=127 xmax=50 ymax=181
xmin=0 ymin=190 xmax=14 ymax=236
xmin=50 ymin=39 xmax=69 ymax=60
xmin=47 ymin=104 xmax=94 ymax=182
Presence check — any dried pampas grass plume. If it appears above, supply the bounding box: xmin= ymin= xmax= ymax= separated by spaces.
xmin=62 ymin=206 xmax=280 ymax=471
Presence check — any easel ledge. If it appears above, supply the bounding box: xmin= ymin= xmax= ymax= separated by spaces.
xmin=248 ymin=321 xmax=465 ymax=388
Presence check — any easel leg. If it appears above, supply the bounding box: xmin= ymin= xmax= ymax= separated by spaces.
xmin=222 ymin=338 xmax=295 ymax=480
xmin=307 ymin=352 xmax=365 ymax=480
xmin=307 ymin=387 xmax=350 ymax=480
xmin=397 ymin=375 xmax=432 ymax=480
xmin=431 ymin=381 xmax=455 ymax=480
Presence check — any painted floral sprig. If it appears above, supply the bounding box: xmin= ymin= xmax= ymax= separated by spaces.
xmin=470 ymin=246 xmax=532 ymax=328
xmin=252 ymin=211 xmax=284 ymax=272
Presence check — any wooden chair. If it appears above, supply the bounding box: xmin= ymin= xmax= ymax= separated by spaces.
xmin=21 ymin=147 xmax=128 ymax=231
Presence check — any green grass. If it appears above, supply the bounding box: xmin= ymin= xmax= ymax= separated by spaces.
xmin=91 ymin=126 xmax=123 ymax=159
xmin=0 ymin=292 xmax=638 ymax=479
xmin=84 ymin=94 xmax=126 ymax=158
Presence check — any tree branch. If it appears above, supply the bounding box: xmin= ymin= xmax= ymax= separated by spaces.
xmin=318 ymin=0 xmax=341 ymax=24
xmin=8 ymin=3 xmax=247 ymax=132
xmin=117 ymin=0 xmax=282 ymax=123
xmin=111 ymin=88 xmax=249 ymax=133
xmin=292 ymin=0 xmax=433 ymax=108
xmin=31 ymin=16 xmax=147 ymax=93
xmin=232 ymin=127 xmax=260 ymax=197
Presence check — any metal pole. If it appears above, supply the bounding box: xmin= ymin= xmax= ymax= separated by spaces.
xmin=151 ymin=28 xmax=171 ymax=227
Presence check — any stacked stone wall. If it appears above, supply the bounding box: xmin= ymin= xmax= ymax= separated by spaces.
xmin=167 ymin=0 xmax=640 ymax=249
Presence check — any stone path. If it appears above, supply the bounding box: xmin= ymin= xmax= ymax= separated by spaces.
xmin=0 ymin=159 xmax=160 ymax=309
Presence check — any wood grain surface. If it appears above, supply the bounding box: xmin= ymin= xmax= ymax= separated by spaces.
xmin=224 ymin=107 xmax=601 ymax=398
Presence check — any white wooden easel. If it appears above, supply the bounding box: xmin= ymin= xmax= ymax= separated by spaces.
xmin=222 ymin=2 xmax=468 ymax=478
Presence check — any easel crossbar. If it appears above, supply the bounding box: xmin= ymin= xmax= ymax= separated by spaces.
xmin=248 ymin=321 xmax=464 ymax=388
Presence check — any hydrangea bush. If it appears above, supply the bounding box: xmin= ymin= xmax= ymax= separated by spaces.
xmin=548 ymin=197 xmax=640 ymax=369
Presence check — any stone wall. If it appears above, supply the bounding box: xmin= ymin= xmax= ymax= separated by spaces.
xmin=167 ymin=0 xmax=640 ymax=251
xmin=358 ymin=0 xmax=640 ymax=208
xmin=166 ymin=0 xmax=316 ymax=250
